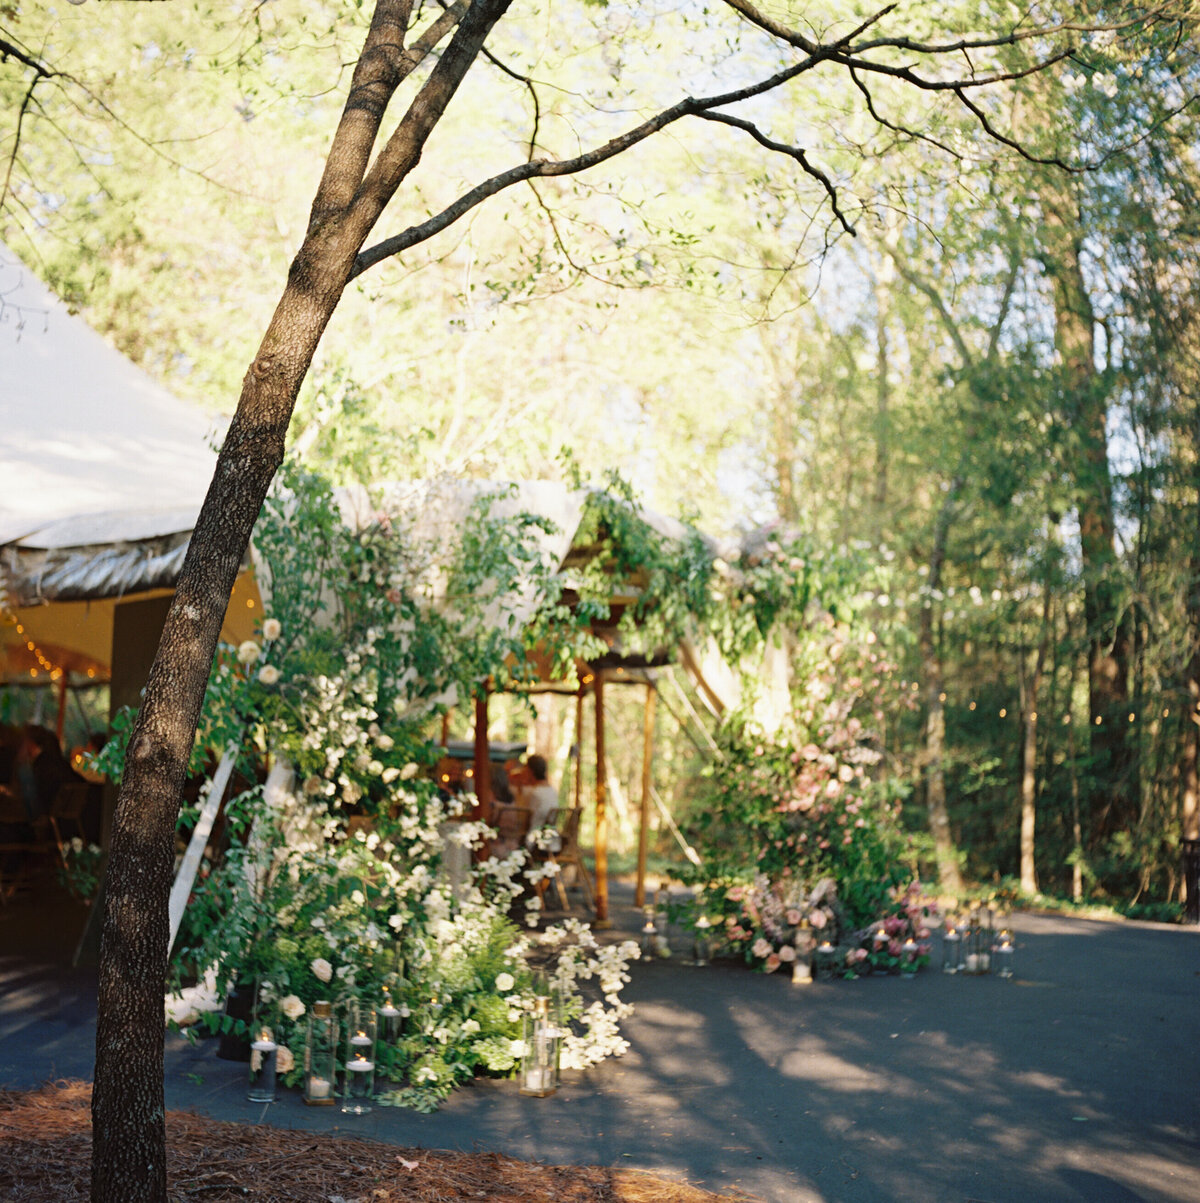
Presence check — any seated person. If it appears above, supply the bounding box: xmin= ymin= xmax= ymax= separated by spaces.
xmin=521 ymin=754 xmax=559 ymax=832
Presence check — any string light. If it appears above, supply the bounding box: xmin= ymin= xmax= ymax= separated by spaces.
xmin=999 ymin=708 xmax=1007 ymax=718
xmin=3 ymin=606 xmax=101 ymax=686
xmin=968 ymin=701 xmax=976 ymax=711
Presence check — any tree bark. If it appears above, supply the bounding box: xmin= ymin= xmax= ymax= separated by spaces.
xmin=91 ymin=226 xmax=362 ymax=1202
xmin=1016 ymin=587 xmax=1051 ymax=895
xmin=919 ymin=479 xmax=964 ymax=893
xmin=1042 ymin=182 xmax=1132 ymax=841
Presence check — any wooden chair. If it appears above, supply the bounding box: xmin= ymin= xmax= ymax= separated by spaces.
xmin=48 ymin=782 xmax=89 ymax=866
xmin=541 ymin=807 xmax=593 ymax=911
xmin=0 ymin=784 xmax=51 ymax=902
xmin=489 ymin=805 xmax=532 ymax=859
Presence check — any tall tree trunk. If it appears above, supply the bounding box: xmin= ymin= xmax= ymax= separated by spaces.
xmin=91 ymin=234 xmax=358 ymax=1201
xmin=919 ymin=479 xmax=964 ymax=892
xmin=1042 ymin=183 xmax=1131 ymax=840
xmin=1016 ymin=587 xmax=1051 ymax=894
xmin=90 ymin=2 xmax=514 ymax=1195
xmin=1182 ymin=399 xmax=1200 ymax=915
xmin=872 ymin=209 xmax=898 ymax=526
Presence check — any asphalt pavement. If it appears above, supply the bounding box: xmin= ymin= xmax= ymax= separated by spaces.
xmin=2 ymin=886 xmax=1199 ymax=1203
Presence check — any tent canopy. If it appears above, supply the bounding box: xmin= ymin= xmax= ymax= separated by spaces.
xmin=0 ymin=243 xmax=238 ymax=685
xmin=0 ymin=243 xmax=219 ymax=551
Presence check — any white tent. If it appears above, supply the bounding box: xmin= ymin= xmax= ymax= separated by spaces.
xmin=0 ymin=242 xmax=219 ymax=552
xmin=0 ymin=243 xmax=254 ymax=693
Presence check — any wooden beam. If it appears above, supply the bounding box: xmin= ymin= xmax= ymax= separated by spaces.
xmin=593 ymin=671 xmax=610 ymax=926
xmin=573 ymin=691 xmax=584 ymax=811
xmin=635 ymin=682 xmax=656 ymax=907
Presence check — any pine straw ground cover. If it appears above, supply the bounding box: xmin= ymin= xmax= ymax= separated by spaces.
xmin=0 ymin=1082 xmax=753 ymax=1202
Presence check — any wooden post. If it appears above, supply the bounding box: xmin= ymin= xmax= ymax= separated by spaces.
xmin=472 ymin=687 xmax=493 ymax=821
xmin=593 ymin=671 xmax=610 ymax=926
xmin=573 ymin=691 xmax=584 ymax=811
xmin=635 ymin=681 xmax=656 ymax=908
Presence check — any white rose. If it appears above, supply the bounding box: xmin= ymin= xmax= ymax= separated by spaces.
xmin=258 ymin=664 xmax=281 ymax=686
xmin=261 ymin=618 xmax=282 ymax=642
xmin=400 ymin=763 xmax=419 ymax=780
xmin=279 ymin=994 xmax=306 ymax=1021
xmin=236 ymin=640 xmax=261 ymax=666
xmin=495 ymin=972 xmax=515 ymax=992
xmin=311 ymin=958 xmax=333 ymax=983
xmin=382 ymin=767 xmax=400 ymax=784
xmin=275 ymin=1045 xmax=295 ymax=1074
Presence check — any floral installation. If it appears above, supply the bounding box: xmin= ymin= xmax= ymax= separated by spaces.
xmin=167 ymin=778 xmax=639 ymax=1112
xmin=679 ymin=532 xmax=927 ymax=976
xmin=148 ymin=465 xmax=645 ymax=1111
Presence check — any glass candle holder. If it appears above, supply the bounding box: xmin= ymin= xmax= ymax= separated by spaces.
xmin=378 ymin=990 xmax=407 ymax=1045
xmin=994 ymin=931 xmax=1014 ymax=979
xmin=872 ymin=927 xmax=890 ymax=974
xmin=247 ymin=1027 xmax=277 ymax=1103
xmin=519 ymin=997 xmax=559 ymax=1097
xmin=941 ymin=923 xmax=960 ymax=974
xmin=791 ymin=921 xmax=814 ymax=986
xmin=303 ymin=1001 xmax=337 ymax=1106
xmin=900 ymin=939 xmax=919 ymax=976
xmin=640 ymin=908 xmax=658 ymax=957
xmin=692 ymin=915 xmax=712 ymax=967
xmin=815 ymin=941 xmax=837 ymax=980
xmin=341 ymin=1002 xmax=377 ymax=1115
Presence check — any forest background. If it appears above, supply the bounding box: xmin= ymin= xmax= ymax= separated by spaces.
xmin=3 ymin=1 xmax=1200 ymax=914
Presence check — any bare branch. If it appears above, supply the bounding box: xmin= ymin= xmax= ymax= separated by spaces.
xmin=717 ymin=0 xmax=895 ymax=56
xmin=718 ymin=0 xmax=1179 ymax=59
xmin=0 ymin=34 xmax=56 ymax=80
xmin=352 ymin=54 xmax=823 ymax=276
xmin=848 ymin=66 xmax=962 ymax=161
xmin=692 ymin=110 xmax=855 ymax=235
xmin=1 ymin=75 xmax=39 ymax=215
xmin=478 ymin=46 xmax=542 ymax=161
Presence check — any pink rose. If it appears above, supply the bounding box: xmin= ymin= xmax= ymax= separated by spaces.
xmin=764 ymin=954 xmax=782 ymax=973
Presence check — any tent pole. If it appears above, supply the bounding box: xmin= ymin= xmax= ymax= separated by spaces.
xmin=473 ymin=687 xmax=493 ymax=821
xmin=635 ymin=681 xmax=656 ymax=908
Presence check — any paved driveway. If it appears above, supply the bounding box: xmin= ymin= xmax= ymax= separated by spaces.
xmin=3 ymin=896 xmax=1198 ymax=1203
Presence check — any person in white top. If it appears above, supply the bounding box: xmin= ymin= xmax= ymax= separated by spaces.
xmin=523 ymin=754 xmax=559 ymax=832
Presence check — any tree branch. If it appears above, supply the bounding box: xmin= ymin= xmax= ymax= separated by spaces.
xmin=351 ymin=55 xmax=823 ymax=276
xmin=693 ymin=110 xmax=854 ymax=235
